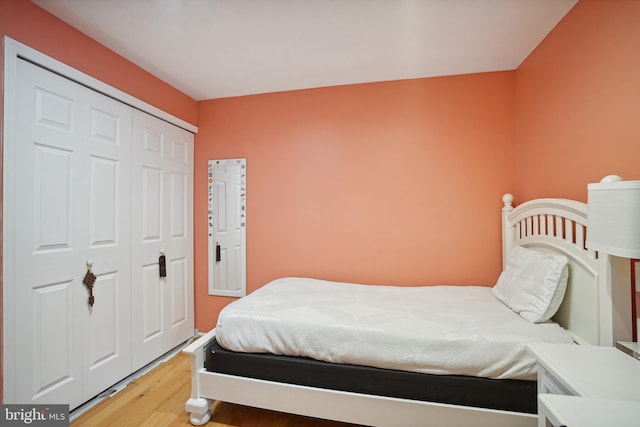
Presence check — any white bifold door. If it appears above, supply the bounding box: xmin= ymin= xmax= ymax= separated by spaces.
xmin=4 ymin=58 xmax=194 ymax=409
xmin=131 ymin=110 xmax=194 ymax=369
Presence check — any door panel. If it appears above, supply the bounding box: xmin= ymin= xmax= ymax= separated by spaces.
xmin=88 ymin=271 xmax=119 ymax=367
xmin=33 ymin=144 xmax=73 ymax=251
xmin=80 ymin=70 xmax=133 ymax=402
xmin=14 ymin=59 xmax=85 ymax=407
xmin=11 ymin=59 xmax=132 ymax=408
xmin=89 ymin=156 xmax=119 ymax=246
xmin=141 ymin=263 xmax=163 ymax=341
xmin=89 ymin=107 xmax=120 ymax=144
xmin=32 ymin=280 xmax=75 ymax=399
xmin=170 ymin=172 xmax=187 ymax=238
xmin=35 ymin=87 xmax=74 ymax=131
xmin=132 ymin=110 xmax=194 ymax=370
xmin=170 ymin=257 xmax=188 ymax=324
xmin=141 ymin=166 xmax=163 ymax=241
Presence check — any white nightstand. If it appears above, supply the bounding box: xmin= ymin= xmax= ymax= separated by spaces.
xmin=528 ymin=343 xmax=640 ymax=427
xmin=527 ymin=343 xmax=640 ymax=399
xmin=617 ymin=341 xmax=640 ymax=360
xmin=538 ymin=394 xmax=640 ymax=427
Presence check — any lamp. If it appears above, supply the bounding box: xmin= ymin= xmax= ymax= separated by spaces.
xmin=586 ymin=175 xmax=640 ymax=351
xmin=586 ymin=175 xmax=640 ymax=258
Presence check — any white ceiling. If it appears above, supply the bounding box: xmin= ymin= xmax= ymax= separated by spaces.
xmin=32 ymin=0 xmax=578 ymax=101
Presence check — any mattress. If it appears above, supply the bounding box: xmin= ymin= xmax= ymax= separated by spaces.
xmin=216 ymin=277 xmax=575 ymax=380
xmin=205 ymin=338 xmax=537 ymax=414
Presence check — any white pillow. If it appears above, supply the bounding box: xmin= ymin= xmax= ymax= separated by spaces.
xmin=492 ymin=245 xmax=569 ymax=323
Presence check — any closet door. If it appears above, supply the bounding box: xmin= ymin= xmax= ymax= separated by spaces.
xmin=131 ymin=110 xmax=194 ymax=369
xmin=9 ymin=59 xmax=133 ymax=408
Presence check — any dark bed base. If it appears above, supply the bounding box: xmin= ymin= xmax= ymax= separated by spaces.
xmin=205 ymin=339 xmax=536 ymax=414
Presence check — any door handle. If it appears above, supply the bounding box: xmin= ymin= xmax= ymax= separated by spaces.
xmin=159 ymin=250 xmax=167 ymax=278
xmin=83 ymin=259 xmax=96 ymax=307
xmin=216 ymin=243 xmax=221 ymax=262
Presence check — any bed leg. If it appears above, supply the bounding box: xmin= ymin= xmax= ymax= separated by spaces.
xmin=186 ymin=397 xmax=212 ymax=426
xmin=183 ymin=330 xmax=218 ymax=426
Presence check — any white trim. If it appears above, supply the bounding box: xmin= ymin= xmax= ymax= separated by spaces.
xmin=2 ymin=37 xmax=198 ymax=133
xmin=2 ymin=35 xmax=21 ymax=405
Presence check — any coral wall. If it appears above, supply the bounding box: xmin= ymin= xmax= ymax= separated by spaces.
xmin=194 ymin=73 xmax=516 ymax=330
xmin=515 ymin=0 xmax=640 ymax=202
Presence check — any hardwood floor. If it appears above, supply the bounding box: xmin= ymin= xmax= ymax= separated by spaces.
xmin=71 ymin=352 xmax=362 ymax=427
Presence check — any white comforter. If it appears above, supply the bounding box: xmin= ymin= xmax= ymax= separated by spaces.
xmin=216 ymin=277 xmax=574 ymax=380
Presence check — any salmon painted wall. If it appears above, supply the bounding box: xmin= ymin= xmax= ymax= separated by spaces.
xmin=0 ymin=0 xmax=198 ymax=402
xmin=515 ymin=0 xmax=640 ymax=202
xmin=194 ymin=73 xmax=516 ymax=331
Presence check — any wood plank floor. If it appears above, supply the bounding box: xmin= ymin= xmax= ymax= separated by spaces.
xmin=71 ymin=352 xmax=362 ymax=427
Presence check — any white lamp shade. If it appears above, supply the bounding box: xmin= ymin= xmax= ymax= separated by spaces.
xmin=586 ymin=180 xmax=640 ymax=258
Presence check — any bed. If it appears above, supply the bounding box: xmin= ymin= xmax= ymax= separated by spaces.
xmin=184 ymin=194 xmax=615 ymax=426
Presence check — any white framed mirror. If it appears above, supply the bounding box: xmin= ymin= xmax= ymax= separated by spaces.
xmin=208 ymin=158 xmax=246 ymax=297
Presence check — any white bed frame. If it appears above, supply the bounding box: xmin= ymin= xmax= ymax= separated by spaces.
xmin=183 ymin=194 xmax=615 ymax=427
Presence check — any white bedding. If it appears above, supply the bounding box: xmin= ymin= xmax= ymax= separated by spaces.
xmin=216 ymin=277 xmax=574 ymax=380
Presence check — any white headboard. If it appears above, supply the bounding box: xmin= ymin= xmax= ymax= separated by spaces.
xmin=501 ymin=194 xmax=614 ymax=346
